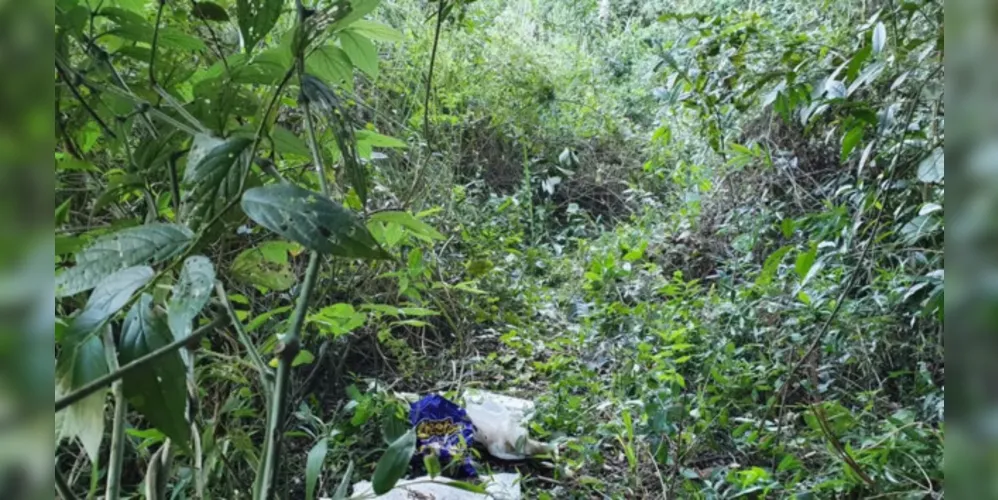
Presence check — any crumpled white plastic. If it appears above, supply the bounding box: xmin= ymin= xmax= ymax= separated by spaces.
xmin=346 ymin=472 xmax=521 ymax=500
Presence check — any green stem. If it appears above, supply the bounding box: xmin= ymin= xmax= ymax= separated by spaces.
xmin=256 ymin=4 xmax=332 ymax=498
xmin=255 ymin=253 xmax=322 ymax=500
xmin=55 ymin=316 xmax=226 ymax=413
xmin=103 ymin=329 xmax=127 ymax=500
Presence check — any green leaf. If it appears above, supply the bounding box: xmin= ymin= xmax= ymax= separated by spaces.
xmin=330 ymin=0 xmax=381 ymax=31
xmin=231 ymin=243 xmax=297 ymax=291
xmin=192 ymin=1 xmax=230 ymax=21
xmin=331 ymin=461 xmax=355 ymax=500
xmin=309 ymin=303 xmax=367 ymax=336
xmin=292 ymin=349 xmax=315 ymax=367
xmin=794 ymin=243 xmax=817 ymax=281
xmin=339 ymin=31 xmax=378 ymax=78
xmin=756 ymin=246 xmax=791 ymax=287
xmin=840 ymin=126 xmax=863 ymax=162
xmin=181 ymin=135 xmax=253 ymax=230
xmin=305 ymin=438 xmax=328 ymax=500
xmin=167 ymin=256 xmax=216 ymax=342
xmin=371 ymin=429 xmax=416 ymax=495
xmin=272 ymin=126 xmax=311 ymax=158
xmin=917 ymin=147 xmax=944 ymax=183
xmin=121 ymin=294 xmax=191 ymax=448
xmin=381 ymin=403 xmax=407 ymax=444
xmin=68 ymin=266 xmax=156 ymax=347
xmin=441 ymin=481 xmax=488 ymax=494
xmin=423 ymin=454 xmax=441 ymax=478
xmin=101 ymin=8 xmax=206 ymax=51
xmin=240 ymin=183 xmax=392 ymax=259
xmin=355 ymin=130 xmax=406 ymax=148
xmin=368 ymin=211 xmax=445 ymax=241
xmin=306 ymin=44 xmax=354 ymax=90
xmin=56 ymin=223 xmax=195 ymax=298
xmin=56 ymin=333 xmax=109 ymax=462
xmin=346 ymin=20 xmax=402 ymax=42
xmin=237 ymin=0 xmax=284 ymax=54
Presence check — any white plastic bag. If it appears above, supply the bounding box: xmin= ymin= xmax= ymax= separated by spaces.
xmin=463 ymin=390 xmax=549 ymax=461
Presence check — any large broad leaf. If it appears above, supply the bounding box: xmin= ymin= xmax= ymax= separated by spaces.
xmin=231 ymin=46 xmax=292 ymax=85
xmin=346 ymin=20 xmax=402 ymax=42
xmin=181 ymin=135 xmax=254 ymax=230
xmin=121 ymin=294 xmax=191 ymax=448
xmin=68 ymin=266 xmax=156 ymax=344
xmin=240 ymin=183 xmax=392 ymax=259
xmin=231 ymin=241 xmax=298 ymax=291
xmin=330 ymin=0 xmax=381 ymax=31
xmin=237 ymin=0 xmax=284 ymax=54
xmin=305 ymin=44 xmax=354 ymax=91
xmin=100 ymin=7 xmax=206 ymax=51
xmin=371 ymin=429 xmax=416 ymax=495
xmin=305 ymin=438 xmax=328 ymax=500
xmin=192 ymin=1 xmax=230 ymax=21
xmin=339 ymin=31 xmax=378 ymax=78
xmin=55 ymin=333 xmax=109 ymax=462
xmin=56 ymin=223 xmax=195 ymax=298
xmin=272 ymin=126 xmax=311 ymax=158
xmin=167 ymin=256 xmax=216 ymax=342
xmin=917 ymin=147 xmax=944 ymax=183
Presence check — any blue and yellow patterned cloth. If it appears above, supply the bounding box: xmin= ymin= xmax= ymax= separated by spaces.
xmin=409 ymin=394 xmax=478 ymax=477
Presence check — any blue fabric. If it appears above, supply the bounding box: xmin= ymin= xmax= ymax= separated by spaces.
xmin=409 ymin=394 xmax=477 ymax=477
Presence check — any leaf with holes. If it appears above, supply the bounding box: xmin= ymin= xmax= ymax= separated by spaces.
xmin=121 ymin=294 xmax=191 ymax=448
xmin=231 ymin=242 xmax=297 ymax=291
xmin=181 ymin=135 xmax=253 ymax=230
xmin=56 ymin=223 xmax=194 ymax=298
xmin=167 ymin=256 xmax=216 ymax=342
xmin=339 ymin=31 xmax=378 ymax=78
xmin=240 ymin=183 xmax=392 ymax=259
xmin=371 ymin=429 xmax=416 ymax=495
xmin=237 ymin=0 xmax=284 ymax=54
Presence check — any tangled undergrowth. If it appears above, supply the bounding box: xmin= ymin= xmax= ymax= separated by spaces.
xmin=53 ymin=0 xmax=943 ymax=498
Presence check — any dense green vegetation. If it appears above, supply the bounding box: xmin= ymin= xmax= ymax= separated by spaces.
xmin=54 ymin=0 xmax=943 ymax=498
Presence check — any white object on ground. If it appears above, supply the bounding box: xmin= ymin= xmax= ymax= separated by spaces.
xmin=462 ymin=389 xmax=550 ymax=461
xmin=345 ymin=473 xmax=521 ymax=500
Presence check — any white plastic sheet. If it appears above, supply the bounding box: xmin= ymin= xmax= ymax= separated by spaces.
xmin=346 ymin=473 xmax=521 ymax=500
